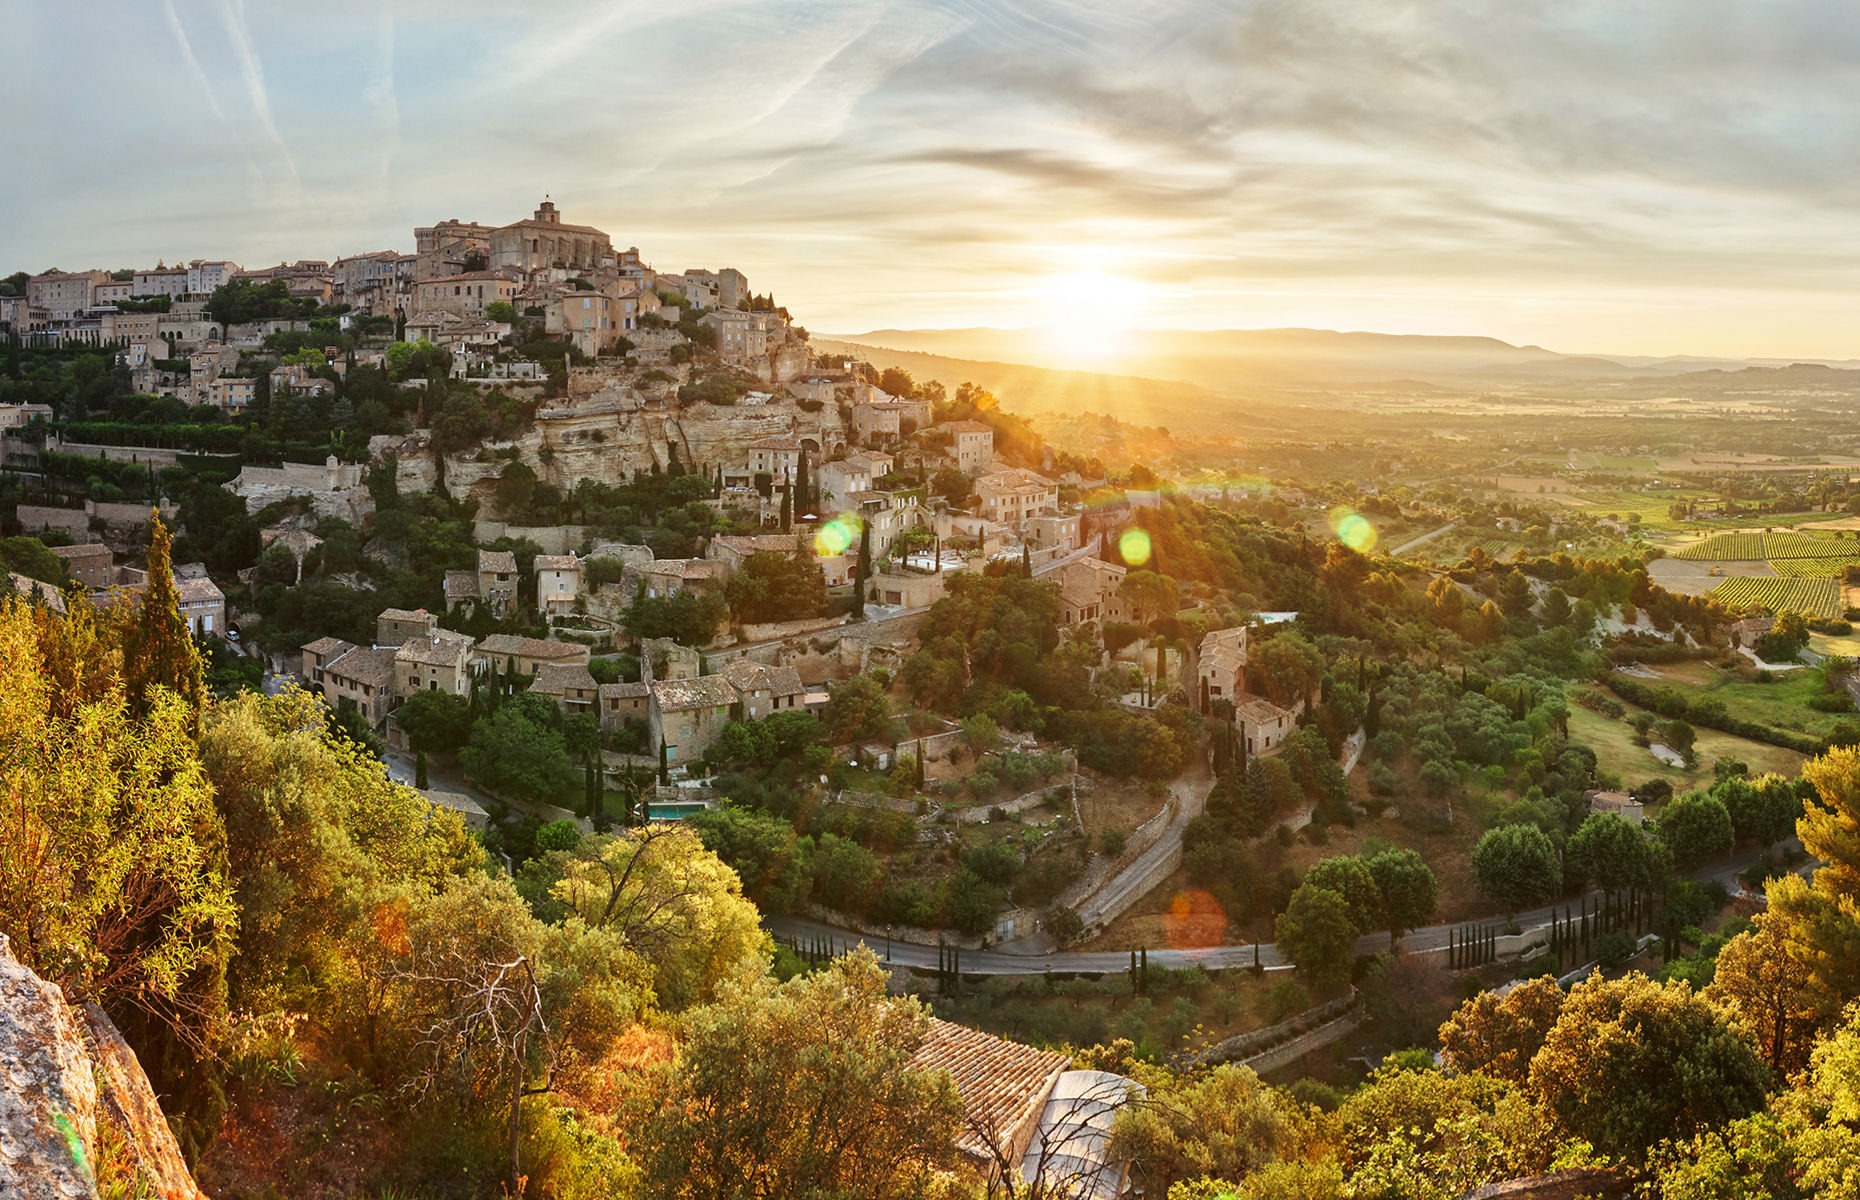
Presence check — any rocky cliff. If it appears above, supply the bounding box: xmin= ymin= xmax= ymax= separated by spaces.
xmin=0 ymin=935 xmax=208 ymax=1200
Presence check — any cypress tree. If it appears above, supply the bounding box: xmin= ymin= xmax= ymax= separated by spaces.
xmin=796 ymin=449 xmax=811 ymax=513
xmin=658 ymin=742 xmax=669 ymax=785
xmin=852 ymin=519 xmax=870 ymax=618
xmin=779 ymin=483 xmax=791 ymax=533
xmin=1022 ymin=543 xmax=1031 ymax=576
xmin=119 ymin=511 xmax=206 ymax=727
xmin=415 ymin=749 xmax=428 ymax=790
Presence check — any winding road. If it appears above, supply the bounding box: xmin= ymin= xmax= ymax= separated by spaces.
xmin=766 ymin=838 xmax=1800 ymax=976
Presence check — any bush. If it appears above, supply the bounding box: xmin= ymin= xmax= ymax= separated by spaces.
xmin=1384 ymin=1047 xmax=1438 ymax=1073
xmin=1594 ymin=929 xmax=1637 ymax=964
xmin=1265 ymin=977 xmax=1310 ymax=1022
xmin=1288 ymin=1078 xmax=1342 ymax=1112
xmin=1099 ymin=828 xmax=1128 ymax=857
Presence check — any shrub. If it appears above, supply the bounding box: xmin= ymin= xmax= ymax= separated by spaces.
xmin=1289 ymin=1078 xmax=1342 ymax=1112
xmin=1594 ymin=929 xmax=1637 ymax=964
xmin=1265 ymin=977 xmax=1310 ymax=1022
xmin=1099 ymin=828 xmax=1128 ymax=857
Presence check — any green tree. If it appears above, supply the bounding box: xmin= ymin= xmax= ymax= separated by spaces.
xmin=1715 ymin=773 xmax=1799 ymax=848
xmin=1709 ymin=922 xmax=1820 ymax=1078
xmin=118 ymin=511 xmax=207 ymax=725
xmin=1275 ymin=883 xmax=1359 ymax=988
xmin=723 ymin=549 xmax=828 ymax=624
xmin=1302 ymin=856 xmax=1380 ymax=933
xmin=485 ymin=300 xmax=518 ymax=324
xmin=395 ymin=688 xmax=473 ymax=753
xmin=460 ymin=708 xmax=578 ymax=803
xmin=1540 ymin=587 xmax=1573 ymax=626
xmin=1109 ymin=1065 xmax=1295 ymax=1197
xmin=1566 ymin=812 xmax=1661 ymax=897
xmin=821 ymin=673 xmax=892 ymax=744
xmin=1117 ymin=569 xmax=1180 ymax=630
xmin=931 ymin=465 xmax=971 ymax=507
xmin=1657 ymin=791 xmax=1735 ymax=872
xmin=1366 ymin=848 xmax=1439 ymax=950
xmin=1529 ymin=972 xmax=1769 ymax=1164
xmin=1469 ymin=824 xmax=1561 ymax=918
xmin=638 ymin=949 xmax=960 ymax=1199
xmin=1437 ymin=975 xmax=1566 ymax=1086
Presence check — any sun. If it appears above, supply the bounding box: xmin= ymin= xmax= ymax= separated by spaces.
xmin=1032 ymin=270 xmax=1140 ymax=364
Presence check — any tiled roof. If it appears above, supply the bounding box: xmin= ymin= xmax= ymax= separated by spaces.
xmin=48 ymin=544 xmax=109 ymax=560
xmin=908 ymin=1019 xmax=1068 ymax=1164
xmin=712 ymin=535 xmax=801 ymax=555
xmin=1197 ymin=626 xmax=1248 ymax=671
xmin=1234 ymin=695 xmax=1294 ymax=725
xmin=396 ymin=632 xmax=474 ymax=666
xmin=476 ymin=634 xmax=588 ymax=660
xmin=598 ymin=681 xmax=651 ymax=700
xmin=303 ymin=636 xmax=350 ymax=658
xmin=748 ymin=436 xmax=802 ymax=450
xmin=177 ymin=576 xmax=224 ymax=603
xmin=377 ymin=607 xmax=432 ymax=622
xmin=722 ymin=658 xmax=805 ymax=696
xmin=533 ymin=555 xmax=580 ymax=571
xmin=477 ymin=549 xmax=519 ymax=574
xmin=651 ymin=675 xmax=740 ymax=711
xmin=942 ymin=420 xmax=994 ymax=435
xmin=444 ymin=570 xmax=480 ymax=599
xmin=532 ymin=662 xmax=598 ymax=695
xmin=324 ymin=646 xmax=397 ymax=688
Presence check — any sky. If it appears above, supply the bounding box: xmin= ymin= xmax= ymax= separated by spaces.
xmin=8 ymin=0 xmax=1860 ymax=359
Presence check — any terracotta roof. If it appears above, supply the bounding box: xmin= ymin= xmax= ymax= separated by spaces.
xmin=1197 ymin=626 xmax=1248 ymax=671
xmin=722 ymin=658 xmax=805 ymax=697
xmin=324 ymin=646 xmax=397 ymax=688
xmin=748 ymin=436 xmax=802 ymax=451
xmin=377 ymin=607 xmax=433 ymax=623
xmin=477 ymin=549 xmax=519 ymax=574
xmin=908 ymin=1019 xmax=1068 ymax=1164
xmin=396 ymin=632 xmax=474 ymax=667
xmin=532 ymin=662 xmax=598 ymax=696
xmin=303 ymin=636 xmax=350 ymax=658
xmin=599 ymin=681 xmax=651 ymax=700
xmin=422 ymin=271 xmax=511 ymax=284
xmin=1234 ymin=695 xmax=1294 ymax=725
xmin=942 ymin=420 xmax=994 ymax=435
xmin=476 ymin=634 xmax=588 ymax=661
xmin=651 ymin=675 xmax=740 ymax=711
xmin=176 ymin=576 xmax=224 ymax=603
xmin=445 ymin=571 xmax=480 ymax=599
xmin=48 ymin=544 xmax=109 ymax=560
xmin=497 ymin=215 xmax=610 ymax=237
xmin=711 ymin=535 xmax=802 ymax=556
xmin=533 ymin=555 xmax=580 ymax=571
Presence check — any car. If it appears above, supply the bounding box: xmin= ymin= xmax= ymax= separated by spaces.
xmin=224 ymin=628 xmax=240 ymax=642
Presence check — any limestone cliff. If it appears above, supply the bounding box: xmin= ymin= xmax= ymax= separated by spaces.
xmin=0 ymin=935 xmax=208 ymax=1200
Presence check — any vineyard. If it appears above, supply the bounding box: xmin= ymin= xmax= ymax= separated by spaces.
xmin=1674 ymin=533 xmax=1765 ymax=560
xmin=1769 ymin=556 xmax=1860 ymax=578
xmin=1709 ymin=577 xmax=1844 ymax=619
xmin=1476 ymin=540 xmax=1518 ymax=559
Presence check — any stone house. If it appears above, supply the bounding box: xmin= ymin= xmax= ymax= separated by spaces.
xmin=747 ymin=436 xmax=804 ymax=481
xmin=975 ymin=468 xmax=1059 ymax=529
xmin=818 ymin=458 xmax=873 ymax=506
xmin=478 ymin=549 xmax=519 ymax=617
xmin=48 ymin=544 xmax=112 ymax=590
xmin=599 ymin=681 xmax=651 ymax=732
xmin=941 ymin=420 xmax=995 ymax=474
xmin=531 ymin=662 xmax=600 ymax=714
xmin=176 ymin=575 xmax=226 ymax=637
xmin=412 ymin=272 xmax=518 ymax=319
xmin=1023 ymin=514 xmax=1081 ymax=553
xmin=1055 ymin=557 xmax=1128 ymax=626
xmin=534 ymin=554 xmax=582 ymax=615
xmin=394 ymin=631 xmax=475 ymax=701
xmin=473 ymin=634 xmax=590 ymax=678
xmin=1235 ymin=695 xmax=1296 ymax=755
xmin=720 ymin=660 xmax=807 ymax=720
xmin=300 ymin=638 xmax=397 ymax=726
xmin=1196 ymin=626 xmax=1248 ymax=702
xmin=549 ymin=292 xmax=625 ymax=356
xmin=649 ymin=675 xmax=739 ymax=764
xmin=1585 ymin=790 xmax=1645 ymax=825
xmin=641 ymin=637 xmax=702 ymax=682
xmin=852 ymin=400 xmax=902 ymax=443
xmin=376 ymin=607 xmax=440 ymax=647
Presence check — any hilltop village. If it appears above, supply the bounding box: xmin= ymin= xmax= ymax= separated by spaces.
xmin=17 ymin=202 xmax=1860 ymax=1199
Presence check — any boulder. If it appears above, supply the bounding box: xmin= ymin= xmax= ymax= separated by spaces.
xmin=0 ymin=934 xmax=209 ymax=1200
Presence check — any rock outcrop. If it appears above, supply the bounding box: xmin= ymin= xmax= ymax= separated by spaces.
xmin=0 ymin=934 xmax=209 ymax=1200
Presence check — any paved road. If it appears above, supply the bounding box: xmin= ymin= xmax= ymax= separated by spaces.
xmin=767 ymin=838 xmax=1803 ymax=976
xmin=1391 ymin=521 xmax=1460 ymax=558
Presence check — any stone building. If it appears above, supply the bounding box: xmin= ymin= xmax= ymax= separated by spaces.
xmin=300 ymin=638 xmax=397 ymax=726
xmin=720 ymin=660 xmax=806 ymax=720
xmin=599 ymin=681 xmax=651 ymax=732
xmin=1055 ymin=558 xmax=1128 ymax=626
xmin=376 ymin=607 xmax=440 ymax=647
xmin=412 ymin=272 xmax=518 ymax=319
xmin=1196 ymin=626 xmax=1248 ymax=701
xmin=474 ymin=633 xmax=590 ymax=676
xmin=394 ymin=631 xmax=475 ymax=700
xmin=489 ymin=200 xmax=616 ymax=274
xmin=975 ymin=468 xmax=1060 ymax=530
xmin=649 ymin=675 xmax=739 ymax=764
xmin=531 ymin=662 xmax=600 ymax=714
xmin=942 ymin=420 xmax=995 ymax=474
xmin=534 ymin=554 xmax=582 ymax=615
xmin=48 ymin=543 xmax=112 ymax=590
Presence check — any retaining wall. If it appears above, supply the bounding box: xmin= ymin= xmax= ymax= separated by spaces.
xmin=1241 ymin=1007 xmax=1363 ymax=1076
xmin=472 ymin=521 xmax=590 ymax=555
xmin=1192 ymin=988 xmax=1361 ymax=1068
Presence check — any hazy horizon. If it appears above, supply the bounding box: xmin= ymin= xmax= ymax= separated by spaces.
xmin=12 ymin=2 xmax=1860 ymax=359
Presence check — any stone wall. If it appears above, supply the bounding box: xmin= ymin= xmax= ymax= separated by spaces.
xmin=46 ymin=439 xmax=182 ymax=467
xmin=1191 ymin=988 xmax=1359 ymax=1068
xmin=472 ymin=521 xmax=590 ymax=554
xmin=13 ymin=505 xmax=90 ymax=539
xmin=1239 ymin=1006 xmax=1364 ymax=1076
xmin=1459 ymin=1169 xmax=1628 ymax=1200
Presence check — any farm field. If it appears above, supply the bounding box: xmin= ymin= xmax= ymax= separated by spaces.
xmin=1763 ymin=532 xmax=1854 ymax=558
xmin=1627 ymin=660 xmax=1847 ymax=739
xmin=1812 ymin=631 xmax=1860 ymax=659
xmin=1565 ymin=704 xmax=1808 ymax=792
xmin=1674 ymin=532 xmax=1766 ymax=560
xmin=1770 ymin=556 xmax=1860 ymax=578
xmin=1710 ymin=576 xmax=1843 ymax=618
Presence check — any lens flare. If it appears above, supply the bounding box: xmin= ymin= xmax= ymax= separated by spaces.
xmin=1329 ymin=506 xmax=1378 ymax=553
xmin=815 ymin=518 xmax=856 ymax=556
xmin=1119 ymin=528 xmax=1152 ymax=566
xmin=1164 ymin=888 xmax=1227 ymax=950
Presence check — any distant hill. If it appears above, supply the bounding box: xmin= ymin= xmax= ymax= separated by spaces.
xmin=823 ymin=326 xmax=1570 ymax=390
xmin=809 ymin=339 xmax=1266 ymax=434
